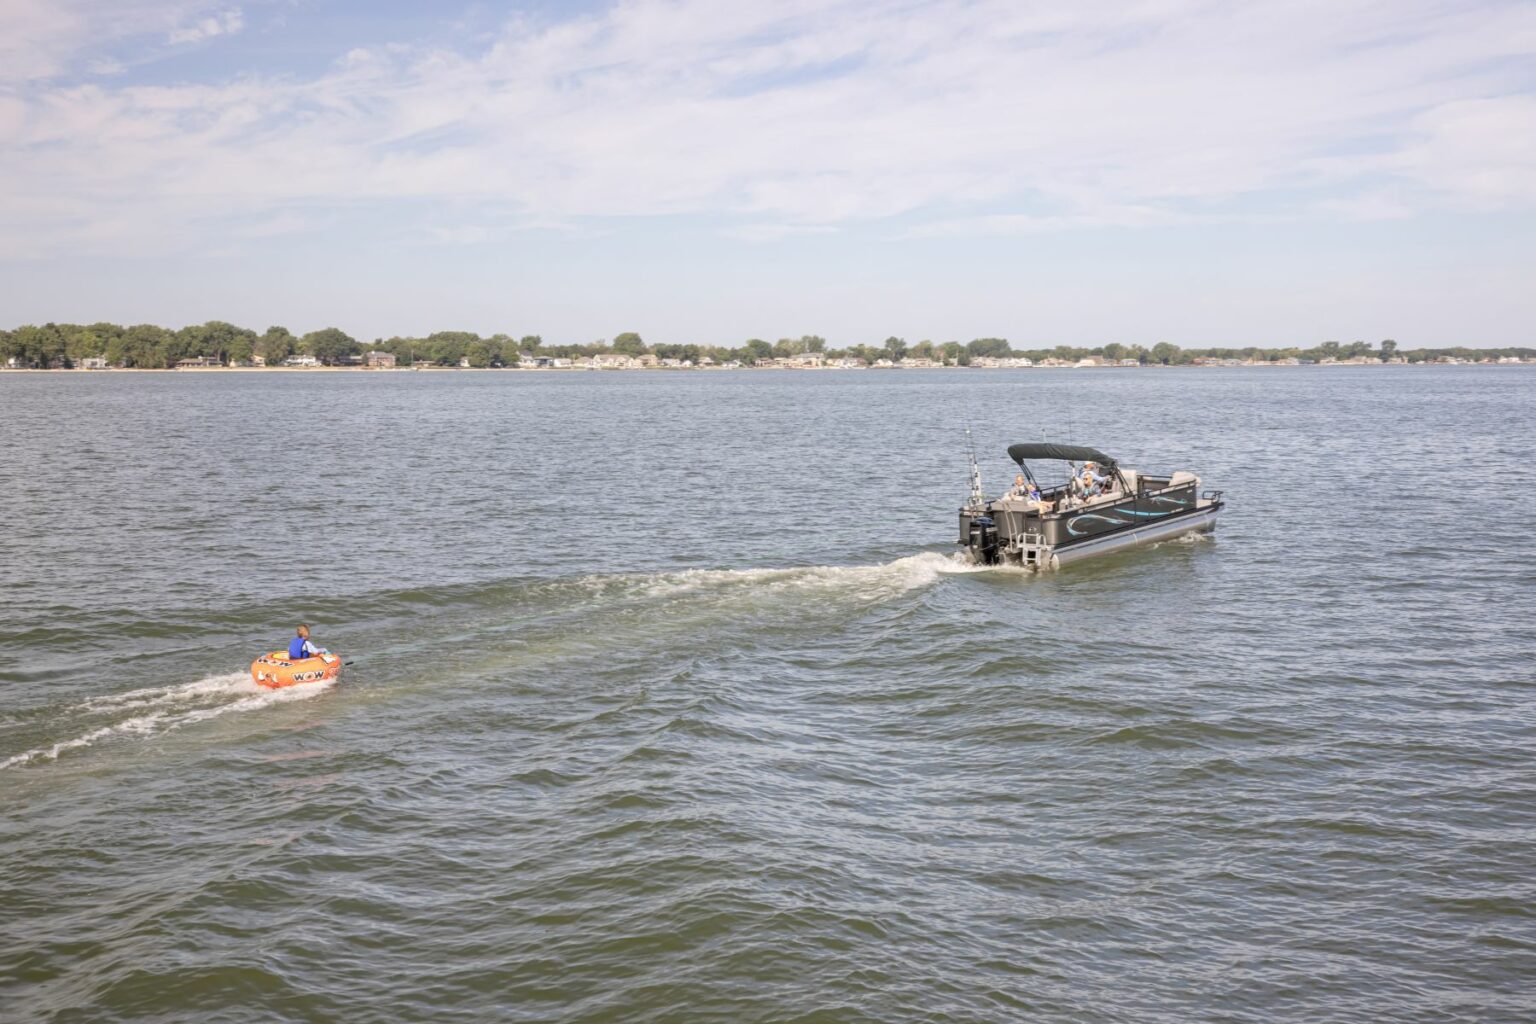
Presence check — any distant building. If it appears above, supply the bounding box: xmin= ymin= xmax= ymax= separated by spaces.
xmin=176 ymin=356 xmax=222 ymax=369
xmin=283 ymin=354 xmax=320 ymax=367
xmin=78 ymin=356 xmax=109 ymax=370
xmin=365 ymin=351 xmax=396 ymax=368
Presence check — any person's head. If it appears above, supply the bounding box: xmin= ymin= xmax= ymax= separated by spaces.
xmin=296 ymin=624 xmax=310 ymax=639
xmin=1015 ymin=474 xmax=1025 ymax=487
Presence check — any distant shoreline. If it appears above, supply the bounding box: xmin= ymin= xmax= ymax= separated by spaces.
xmin=2 ymin=361 xmax=1529 ymax=374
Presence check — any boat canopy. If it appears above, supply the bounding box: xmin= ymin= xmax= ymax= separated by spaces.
xmin=1007 ymin=442 xmax=1117 ymax=467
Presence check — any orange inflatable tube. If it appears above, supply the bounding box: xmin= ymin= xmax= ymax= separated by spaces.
xmin=251 ymin=651 xmax=342 ymax=689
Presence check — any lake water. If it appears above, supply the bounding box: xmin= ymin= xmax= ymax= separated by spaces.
xmin=2 ymin=367 xmax=1533 ymax=1023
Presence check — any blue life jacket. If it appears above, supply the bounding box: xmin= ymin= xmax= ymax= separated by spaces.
xmin=288 ymin=636 xmax=308 ymax=660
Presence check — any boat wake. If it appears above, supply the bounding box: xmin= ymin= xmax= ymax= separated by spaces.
xmin=614 ymin=550 xmax=989 ymax=600
xmin=1 ymin=672 xmax=333 ymax=770
xmin=4 ymin=553 xmax=982 ymax=770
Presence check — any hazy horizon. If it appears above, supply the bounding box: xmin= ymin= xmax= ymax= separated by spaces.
xmin=3 ymin=1 xmax=1533 ymax=348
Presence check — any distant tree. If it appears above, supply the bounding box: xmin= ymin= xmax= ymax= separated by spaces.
xmin=1150 ymin=342 xmax=1179 ymax=365
xmin=65 ymin=326 xmax=106 ymax=364
xmin=743 ymin=338 xmax=773 ymax=363
xmin=5 ymin=324 xmax=63 ymax=367
xmin=966 ymin=337 xmax=1010 ymax=359
xmin=519 ymin=335 xmax=542 ymax=352
xmin=303 ymin=327 xmax=360 ymax=365
xmin=801 ymin=335 xmax=826 ymax=353
xmin=1102 ymin=342 xmax=1125 ymax=362
xmin=464 ymin=340 xmax=495 ymax=368
xmin=882 ymin=336 xmax=908 ymax=361
xmin=258 ymin=326 xmax=297 ymax=364
xmin=170 ymin=321 xmax=255 ymax=364
xmin=491 ymin=334 xmax=520 ymax=366
xmin=612 ymin=332 xmax=646 ymax=357
xmin=379 ymin=335 xmax=425 ymax=365
xmin=1380 ymin=339 xmax=1398 ymax=361
xmin=421 ymin=331 xmax=478 ymax=366
xmin=107 ymin=324 xmax=168 ymax=367
xmin=1319 ymin=340 xmax=1342 ymax=360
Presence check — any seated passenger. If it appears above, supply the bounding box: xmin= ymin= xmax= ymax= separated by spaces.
xmin=1009 ymin=475 xmax=1050 ymax=511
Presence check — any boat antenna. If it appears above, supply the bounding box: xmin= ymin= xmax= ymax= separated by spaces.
xmin=965 ymin=424 xmax=985 ymax=509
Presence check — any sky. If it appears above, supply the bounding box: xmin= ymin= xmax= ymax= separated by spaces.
xmin=1 ymin=0 xmax=1534 ymax=348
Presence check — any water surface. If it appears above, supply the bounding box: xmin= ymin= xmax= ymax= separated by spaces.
xmin=2 ymin=367 xmax=1533 ymax=1022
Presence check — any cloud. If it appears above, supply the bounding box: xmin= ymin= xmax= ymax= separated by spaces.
xmin=0 ymin=1 xmax=246 ymax=81
xmin=168 ymin=8 xmax=243 ymax=46
xmin=722 ymin=223 xmax=839 ymax=242
xmin=2 ymin=0 xmax=1535 ymax=256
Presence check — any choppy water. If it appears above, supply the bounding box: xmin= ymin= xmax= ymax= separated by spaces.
xmin=2 ymin=367 xmax=1533 ymax=1023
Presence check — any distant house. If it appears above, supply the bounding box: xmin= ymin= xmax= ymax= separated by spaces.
xmin=283 ymin=354 xmax=320 ymax=367
xmin=78 ymin=356 xmax=109 ymax=370
xmin=365 ymin=351 xmax=396 ymax=368
xmin=176 ymin=356 xmax=222 ymax=369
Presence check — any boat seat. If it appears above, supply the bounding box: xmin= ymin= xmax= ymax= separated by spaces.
xmin=1119 ymin=469 xmax=1139 ymax=492
xmin=1169 ymin=471 xmax=1200 ymax=488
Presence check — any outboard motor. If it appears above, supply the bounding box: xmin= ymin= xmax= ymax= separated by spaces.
xmin=967 ymin=515 xmax=1000 ymax=565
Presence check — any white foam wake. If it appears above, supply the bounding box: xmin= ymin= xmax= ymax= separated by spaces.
xmin=2 ymin=672 xmax=333 ymax=770
xmin=617 ymin=550 xmax=988 ymax=602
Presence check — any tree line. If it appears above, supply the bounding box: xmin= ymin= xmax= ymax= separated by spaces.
xmin=2 ymin=321 xmax=1531 ymax=369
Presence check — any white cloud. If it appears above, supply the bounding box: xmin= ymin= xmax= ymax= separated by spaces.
xmin=2 ymin=0 xmax=1535 ymax=256
xmin=167 ymin=8 xmax=243 ymax=46
xmin=0 ymin=1 xmax=238 ymax=81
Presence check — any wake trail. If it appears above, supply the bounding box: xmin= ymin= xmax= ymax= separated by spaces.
xmin=2 ymin=672 xmax=333 ymax=770
xmin=600 ymin=550 xmax=991 ymax=602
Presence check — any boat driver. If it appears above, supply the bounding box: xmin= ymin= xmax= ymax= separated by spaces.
xmin=288 ymin=624 xmax=328 ymax=661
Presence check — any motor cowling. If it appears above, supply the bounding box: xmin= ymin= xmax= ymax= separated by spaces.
xmin=968 ymin=515 xmax=1000 ymax=565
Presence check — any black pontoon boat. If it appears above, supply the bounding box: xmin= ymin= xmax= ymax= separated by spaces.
xmin=959 ymin=442 xmax=1224 ymax=568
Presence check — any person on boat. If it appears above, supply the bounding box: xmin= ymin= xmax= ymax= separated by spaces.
xmin=288 ymin=624 xmax=328 ymax=661
xmin=1080 ymin=462 xmax=1110 ymax=497
xmin=1009 ymin=474 xmax=1050 ymax=512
